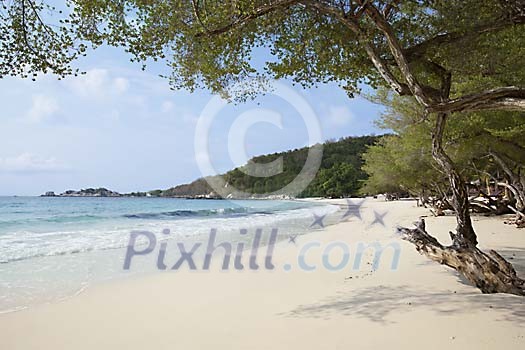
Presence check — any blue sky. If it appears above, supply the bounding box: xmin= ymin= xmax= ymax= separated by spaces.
xmin=0 ymin=46 xmax=385 ymax=196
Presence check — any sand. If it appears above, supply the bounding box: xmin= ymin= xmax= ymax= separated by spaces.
xmin=1 ymin=199 xmax=524 ymax=349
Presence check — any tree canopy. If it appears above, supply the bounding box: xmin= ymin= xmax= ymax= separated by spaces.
xmin=361 ymin=88 xmax=525 ymax=209
xmin=2 ymin=1 xmax=524 ymax=108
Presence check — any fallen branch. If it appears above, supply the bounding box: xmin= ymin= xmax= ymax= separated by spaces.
xmin=398 ymin=219 xmax=525 ymax=295
xmin=469 ymin=201 xmax=496 ymax=213
xmin=508 ymin=205 xmax=525 ymax=219
xmin=505 ymin=205 xmax=525 ymax=228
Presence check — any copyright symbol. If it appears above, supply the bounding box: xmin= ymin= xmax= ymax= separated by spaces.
xmin=194 ymin=80 xmax=323 ymax=200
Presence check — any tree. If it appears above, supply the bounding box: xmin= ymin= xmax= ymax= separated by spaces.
xmin=361 ymin=135 xmax=446 ymax=201
xmin=2 ymin=0 xmax=525 ymax=294
xmin=311 ymin=162 xmax=360 ymax=197
xmin=362 ymin=87 xmax=525 ymax=216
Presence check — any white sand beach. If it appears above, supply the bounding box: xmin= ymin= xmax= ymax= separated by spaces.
xmin=1 ymin=199 xmax=524 ymax=349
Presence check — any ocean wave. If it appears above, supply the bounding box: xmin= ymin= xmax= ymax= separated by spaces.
xmin=122 ymin=207 xmax=273 ymax=219
xmin=0 ymin=202 xmax=339 ymax=266
xmin=0 ymin=214 xmax=103 ymax=228
xmin=0 ymin=207 xmax=274 ymax=227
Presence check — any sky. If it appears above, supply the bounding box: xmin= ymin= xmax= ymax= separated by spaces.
xmin=0 ymin=45 xmax=386 ymax=196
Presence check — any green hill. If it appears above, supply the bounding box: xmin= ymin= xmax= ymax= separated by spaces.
xmin=161 ymin=135 xmax=381 ymax=199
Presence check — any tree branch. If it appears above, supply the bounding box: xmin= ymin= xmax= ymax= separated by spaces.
xmin=191 ymin=0 xmax=211 ymax=33
xmin=490 ymin=150 xmax=519 ymax=182
xmin=303 ymin=0 xmax=411 ymax=95
xmin=428 ymin=87 xmax=525 ymax=113
xmin=382 ymin=0 xmax=401 ymax=19
xmin=194 ymin=0 xmax=301 ymax=37
xmin=404 ymin=17 xmax=525 ymax=61
xmin=361 ymin=2 xmax=433 ymax=107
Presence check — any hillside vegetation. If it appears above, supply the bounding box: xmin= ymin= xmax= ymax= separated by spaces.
xmin=161 ymin=135 xmax=380 ymax=198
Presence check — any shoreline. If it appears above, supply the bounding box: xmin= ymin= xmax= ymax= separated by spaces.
xmin=1 ymin=199 xmax=523 ymax=349
xmin=0 ymin=198 xmax=339 ymax=314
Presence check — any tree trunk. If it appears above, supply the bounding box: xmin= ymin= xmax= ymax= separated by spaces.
xmin=348 ymin=1 xmax=524 ymax=294
xmin=491 ymin=151 xmax=525 ymax=213
xmin=398 ymin=112 xmax=525 ymax=295
xmin=398 ymin=220 xmax=525 ymax=295
xmin=432 ymin=113 xmax=478 ymax=246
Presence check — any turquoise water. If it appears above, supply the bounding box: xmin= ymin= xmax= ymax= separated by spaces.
xmin=0 ymin=197 xmax=338 ymax=312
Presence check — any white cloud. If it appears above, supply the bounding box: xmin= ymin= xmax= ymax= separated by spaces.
xmin=0 ymin=153 xmax=69 ymax=174
xmin=160 ymin=100 xmax=198 ymax=125
xmin=25 ymin=95 xmax=60 ymax=123
xmin=113 ymin=77 xmax=129 ymax=94
xmin=68 ymin=68 xmax=108 ymax=97
xmin=161 ymin=100 xmax=175 ymax=113
xmin=67 ymin=68 xmax=129 ymax=98
xmin=327 ymin=105 xmax=354 ymax=126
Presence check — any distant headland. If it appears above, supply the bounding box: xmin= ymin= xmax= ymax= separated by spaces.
xmin=43 ymin=188 xmax=121 ymax=198
xmin=41 ymin=135 xmax=380 ymax=200
xmin=40 ymin=188 xmax=221 ymax=199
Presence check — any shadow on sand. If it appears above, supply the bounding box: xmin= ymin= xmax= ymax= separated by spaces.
xmin=284 ymin=247 xmax=525 ymax=324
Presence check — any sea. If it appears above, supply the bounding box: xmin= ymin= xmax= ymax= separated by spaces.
xmin=0 ymin=196 xmax=339 ymax=313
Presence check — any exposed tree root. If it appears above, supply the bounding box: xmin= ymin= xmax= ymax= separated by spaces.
xmin=398 ymin=219 xmax=525 ymax=295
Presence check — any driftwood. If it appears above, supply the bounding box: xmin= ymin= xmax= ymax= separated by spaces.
xmin=469 ymin=201 xmax=494 ymax=213
xmin=427 ymin=194 xmax=525 ymax=226
xmin=426 ymin=195 xmax=453 ymax=216
xmin=429 ymin=207 xmax=445 ymax=217
xmin=398 ymin=219 xmax=525 ymax=295
xmin=469 ymin=196 xmax=511 ymax=215
xmin=464 ymin=188 xmax=524 ymax=227
xmin=505 ymin=205 xmax=525 ymax=228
